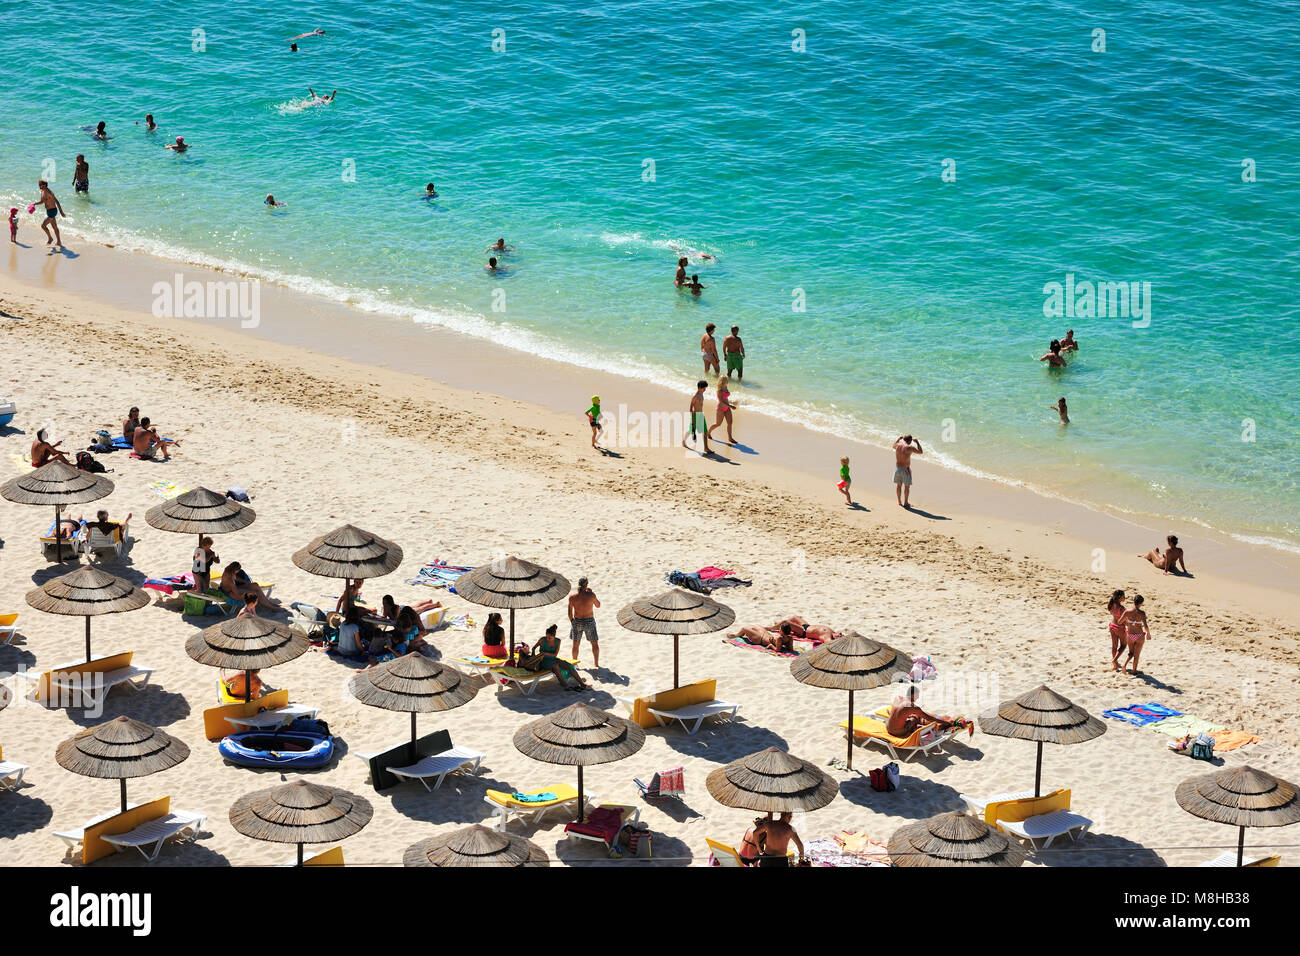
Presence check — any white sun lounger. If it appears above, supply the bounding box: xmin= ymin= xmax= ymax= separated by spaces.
xmin=647 ymin=701 xmax=741 ymax=735
xmin=1198 ymin=851 xmax=1280 ymax=867
xmin=447 ymin=656 xmax=510 ymax=684
xmin=0 ymin=760 xmax=27 ymax=791
xmin=224 ymin=703 xmax=320 ymax=731
xmin=49 ymin=665 xmax=153 ymax=710
xmin=98 ymin=810 xmax=206 ymax=862
xmin=959 ymin=789 xmax=1050 ymax=818
xmin=997 ymin=810 xmax=1092 ymax=849
xmin=387 ymin=746 xmax=485 ymax=791
xmin=493 ymin=669 xmax=556 ymax=696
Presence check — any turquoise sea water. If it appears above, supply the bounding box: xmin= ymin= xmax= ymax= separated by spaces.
xmin=2 ymin=1 xmax=1297 ymax=550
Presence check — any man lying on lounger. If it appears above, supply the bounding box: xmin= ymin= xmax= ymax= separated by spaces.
xmin=886 ymin=683 xmax=973 ymax=738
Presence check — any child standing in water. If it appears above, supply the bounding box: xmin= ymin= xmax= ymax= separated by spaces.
xmin=586 ymin=396 xmax=602 ymax=448
xmin=837 ymin=456 xmax=852 ymax=505
xmin=1050 ymin=397 xmax=1069 ymax=424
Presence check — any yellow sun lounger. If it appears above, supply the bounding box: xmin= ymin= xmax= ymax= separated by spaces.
xmin=483 ymin=784 xmax=591 ymax=831
xmin=839 ymin=714 xmax=960 ymax=762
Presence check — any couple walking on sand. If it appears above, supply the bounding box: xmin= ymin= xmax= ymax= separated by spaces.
xmin=1107 ymin=589 xmax=1153 ymax=674
xmin=682 ymin=375 xmax=738 ymax=454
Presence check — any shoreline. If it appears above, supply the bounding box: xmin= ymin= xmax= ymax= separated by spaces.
xmin=8 ymin=218 xmax=1300 ymax=563
xmin=4 ymin=235 xmax=1299 ymax=613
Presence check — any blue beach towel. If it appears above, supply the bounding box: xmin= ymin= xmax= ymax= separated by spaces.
xmin=1103 ymin=702 xmax=1184 ymax=727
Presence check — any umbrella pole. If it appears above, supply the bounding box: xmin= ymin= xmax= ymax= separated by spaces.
xmin=85 ymin=617 xmax=92 ymax=662
xmin=55 ymin=505 xmax=67 ymax=562
xmin=673 ymin=635 xmax=680 ymax=689
xmin=297 ymin=842 xmax=304 ymax=867
xmin=410 ymin=712 xmax=417 ymax=747
xmin=1034 ymin=742 xmax=1043 ymax=798
xmin=847 ymin=690 xmax=855 ymax=770
xmin=120 ymin=779 xmax=128 ymax=814
xmin=509 ymin=609 xmax=516 ymax=660
xmin=244 ymin=668 xmax=253 ymax=704
xmin=574 ymin=764 xmax=585 ymax=827
xmin=1237 ymin=826 xmax=1245 ymax=868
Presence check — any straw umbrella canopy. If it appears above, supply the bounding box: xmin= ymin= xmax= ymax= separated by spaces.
xmin=348 ymin=654 xmax=480 ymax=746
xmin=145 ymin=486 xmax=256 ymax=548
xmin=2 ymin=459 xmax=114 ymax=561
xmin=187 ymin=615 xmax=309 ymax=704
xmin=230 ymin=779 xmax=372 ymax=866
xmin=888 ymin=810 xmax=1027 ymax=867
xmin=26 ymin=566 xmax=150 ymax=661
xmin=978 ymin=684 xmax=1106 ymax=798
xmin=56 ymin=716 xmax=190 ymax=813
xmin=616 ymin=588 xmax=735 ymax=689
xmin=455 ymin=556 xmax=570 ymax=657
xmin=790 ymin=630 xmax=913 ymax=769
xmin=1175 ymin=765 xmax=1300 ymax=867
xmin=513 ymin=702 xmax=644 ymax=823
xmin=706 ymin=747 xmax=839 ymax=813
xmin=404 ymin=824 xmax=549 ymax=867
xmin=292 ymin=524 xmax=403 ymax=580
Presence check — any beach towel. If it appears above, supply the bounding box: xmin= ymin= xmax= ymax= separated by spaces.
xmin=511 ymin=792 xmax=557 ymax=804
xmin=696 ymin=566 xmax=732 ymax=580
xmin=404 ymin=558 xmax=474 ymax=592
xmin=723 ymin=636 xmax=811 ymax=658
xmin=667 ymin=570 xmax=752 ymax=594
xmin=1149 ymin=715 xmax=1224 ymax=738
xmin=142 ymin=573 xmax=196 ymax=595
xmin=1209 ymin=730 xmax=1261 ymax=752
xmin=146 ymin=480 xmax=190 ymax=499
xmin=1103 ymin=702 xmax=1184 ymax=727
xmin=443 ymin=614 xmax=475 ymax=632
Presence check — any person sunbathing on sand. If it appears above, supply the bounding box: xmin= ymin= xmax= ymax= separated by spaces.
xmin=886 ymin=683 xmax=971 ymax=738
xmin=221 ymin=562 xmax=281 ymax=611
xmin=31 ymin=429 xmax=71 ymax=466
xmin=1142 ymin=534 xmax=1188 ymax=575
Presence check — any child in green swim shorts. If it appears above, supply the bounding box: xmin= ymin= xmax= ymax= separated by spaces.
xmin=837 ymin=456 xmax=852 ymax=505
xmin=586 ymin=395 xmax=602 ymax=448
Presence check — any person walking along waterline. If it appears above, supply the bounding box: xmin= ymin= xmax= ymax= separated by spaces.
xmin=893 ymin=435 xmax=922 ymax=508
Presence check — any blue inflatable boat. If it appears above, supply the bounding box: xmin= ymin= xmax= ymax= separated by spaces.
xmin=219 ymin=719 xmax=334 ymax=769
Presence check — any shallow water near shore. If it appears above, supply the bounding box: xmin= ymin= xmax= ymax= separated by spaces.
xmin=1 ymin=1 xmax=1297 ymax=550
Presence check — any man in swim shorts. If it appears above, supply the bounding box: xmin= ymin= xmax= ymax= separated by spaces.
xmin=35 ymin=180 xmax=64 ymax=247
xmin=893 ymin=434 xmax=922 ymax=508
xmin=682 ymin=380 xmax=711 ymax=454
xmin=568 ymin=576 xmax=601 ymax=667
xmin=701 ymin=323 xmax=719 ymax=375
xmin=723 ymin=326 xmax=744 ymax=381
xmin=73 ymin=155 xmax=89 ymax=194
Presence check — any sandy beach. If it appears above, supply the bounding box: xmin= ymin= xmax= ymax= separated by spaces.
xmin=1 ymin=249 xmax=1298 ymax=867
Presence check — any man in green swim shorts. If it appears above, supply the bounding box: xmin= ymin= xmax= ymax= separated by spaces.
xmin=723 ymin=325 xmax=745 ymax=380
xmin=682 ymin=380 xmax=711 ymax=454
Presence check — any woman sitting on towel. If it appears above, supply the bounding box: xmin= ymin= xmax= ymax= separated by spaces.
xmin=532 ymin=624 xmax=588 ymax=690
xmin=482 ymin=612 xmax=508 ymax=659
xmin=886 ymin=683 xmax=972 ymax=738
xmin=730 ymin=621 xmax=798 ymax=653
xmin=221 ymin=562 xmax=281 ymax=611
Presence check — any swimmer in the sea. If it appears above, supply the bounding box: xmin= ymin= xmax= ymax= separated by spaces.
xmin=1060 ymin=329 xmax=1079 ymax=351
xmin=290 ymin=42 xmax=299 ymax=52
xmin=485 ymin=257 xmax=507 ymax=274
xmin=487 ymin=238 xmax=515 ymax=253
xmin=143 ymin=113 xmax=157 ymax=131
xmin=308 ymin=87 xmax=337 ymax=103
xmin=1050 ymin=397 xmax=1069 ymax=424
xmin=265 ymin=194 xmax=285 ymax=207
xmin=92 ymin=121 xmax=108 ymax=140
xmin=687 ymin=274 xmax=706 ymax=297
xmin=674 ymin=256 xmax=688 ymax=287
xmin=164 ymin=136 xmax=189 ymax=152
xmin=425 ymin=182 xmax=437 ymax=198
xmin=1039 ymin=340 xmax=1067 ymax=367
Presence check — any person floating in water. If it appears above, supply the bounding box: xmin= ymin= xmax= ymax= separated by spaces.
xmin=265 ymin=194 xmax=285 ymax=207
xmin=1039 ymin=339 xmax=1067 ymax=367
xmin=290 ymin=42 xmax=299 ymax=51
xmin=308 ymin=87 xmax=336 ymax=103
xmin=425 ymin=182 xmax=437 ymax=198
xmin=1049 ymin=396 xmax=1069 ymax=424
xmin=487 ymin=238 xmax=515 ymax=253
xmin=92 ymin=121 xmax=108 ymax=140
xmin=164 ymin=136 xmax=189 ymax=152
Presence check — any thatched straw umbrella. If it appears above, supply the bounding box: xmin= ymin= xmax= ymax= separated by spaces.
xmin=513 ymin=702 xmax=644 ymax=823
xmin=56 ymin=716 xmax=190 ymax=813
xmin=1175 ymin=765 xmax=1300 ymax=867
xmin=888 ymin=810 xmax=1027 ymax=867
xmin=455 ymin=556 xmax=569 ymax=658
xmin=2 ymin=460 xmax=114 ymax=561
xmin=978 ymin=684 xmax=1106 ymax=797
xmin=616 ymin=588 xmax=735 ymax=689
xmin=230 ymin=779 xmax=372 ymax=866
xmin=790 ymin=630 xmax=912 ymax=769
xmin=404 ymin=824 xmax=549 ymax=867
xmin=706 ymin=747 xmax=838 ymax=813
xmin=186 ymin=615 xmax=309 ymax=704
xmin=26 ymin=566 xmax=150 ymax=661
xmin=145 ymin=486 xmax=256 ymax=549
xmin=292 ymin=524 xmax=403 ymax=585
xmin=348 ymin=654 xmax=479 ymax=746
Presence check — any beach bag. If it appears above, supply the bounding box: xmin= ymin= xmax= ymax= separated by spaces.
xmin=75 ymin=451 xmax=106 ymax=473
xmin=226 ymin=487 xmax=251 ymax=503
xmin=885 ymin=762 xmax=901 ymax=790
xmin=1191 ymin=733 xmax=1215 ymax=761
xmin=869 ymin=766 xmax=895 ymax=793
xmin=909 ymin=656 xmax=937 ymax=681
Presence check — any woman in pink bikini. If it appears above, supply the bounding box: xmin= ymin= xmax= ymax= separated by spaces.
xmin=1106 ymin=589 xmax=1127 ymax=670
xmin=707 ymin=374 xmax=737 ymax=444
xmin=1120 ymin=594 xmax=1152 ymax=675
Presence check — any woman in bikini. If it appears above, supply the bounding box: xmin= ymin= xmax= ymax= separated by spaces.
xmin=1120 ymin=594 xmax=1152 ymax=675
xmin=1142 ymin=535 xmax=1188 ymax=575
xmin=1107 ymin=589 xmax=1127 ymax=671
xmin=532 ymin=624 xmax=588 ymax=690
xmin=738 ymin=815 xmax=769 ymax=866
xmin=707 ymin=374 xmax=737 ymax=444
